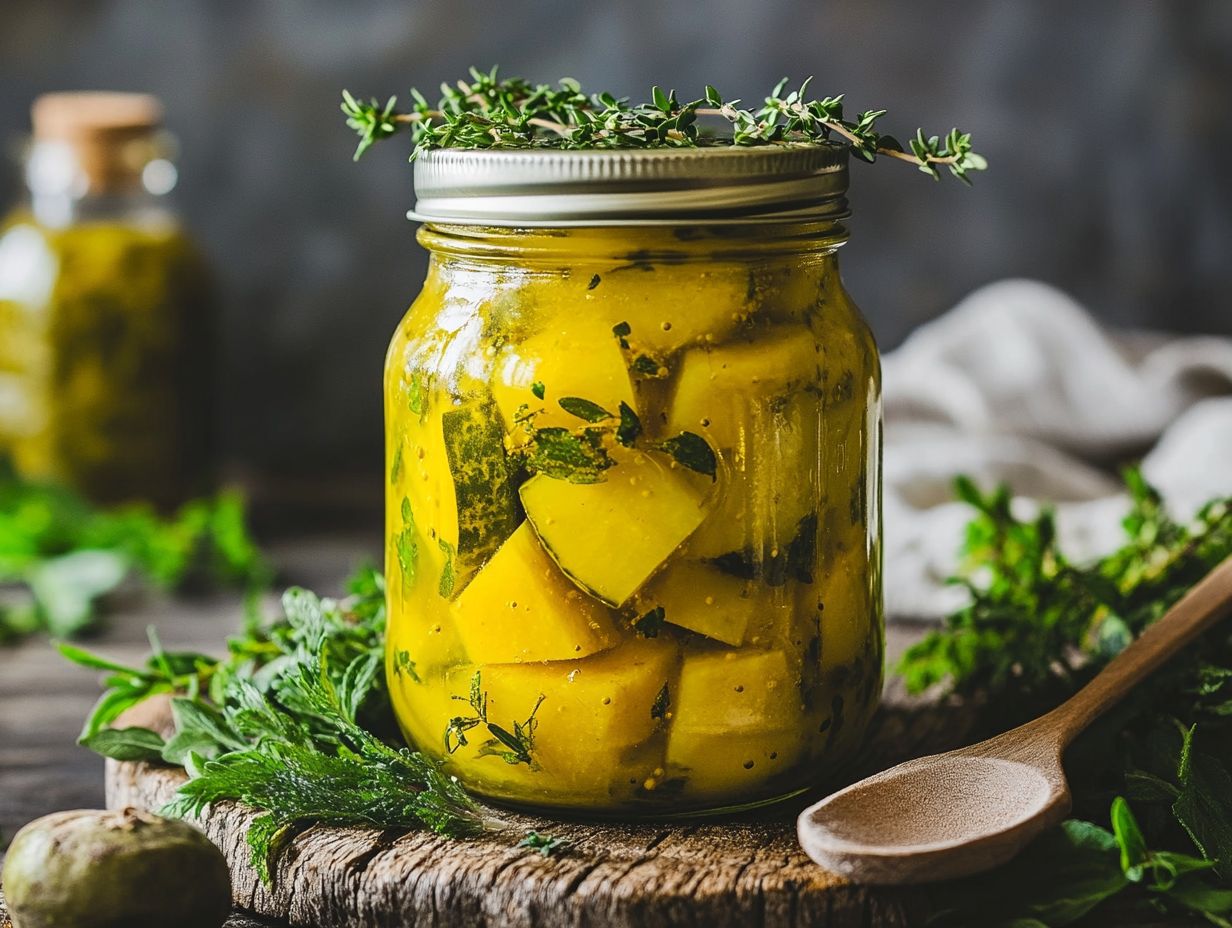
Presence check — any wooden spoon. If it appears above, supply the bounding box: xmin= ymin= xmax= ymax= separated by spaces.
xmin=798 ymin=555 xmax=1232 ymax=885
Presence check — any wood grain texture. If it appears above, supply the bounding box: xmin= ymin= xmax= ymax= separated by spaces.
xmin=101 ymin=692 xmax=959 ymax=928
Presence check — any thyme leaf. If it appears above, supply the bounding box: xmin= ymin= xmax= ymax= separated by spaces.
xmin=657 ymin=431 xmax=718 ymax=479
xmin=558 ymin=396 xmax=613 ymax=423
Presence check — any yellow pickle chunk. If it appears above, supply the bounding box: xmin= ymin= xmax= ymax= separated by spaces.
xmin=584 ymin=262 xmax=753 ymax=356
xmin=452 ymin=522 xmax=621 ymax=663
xmin=491 ymin=318 xmax=637 ymax=436
xmin=635 ymin=560 xmax=790 ymax=647
xmin=665 ymin=324 xmax=822 ymax=450
xmin=687 ymin=391 xmax=822 ymax=560
xmin=443 ymin=637 xmax=678 ymax=797
xmin=519 ymin=451 xmax=710 ymax=608
xmin=666 ymin=648 xmax=807 ymax=794
xmin=808 ymin=546 xmax=875 ymax=671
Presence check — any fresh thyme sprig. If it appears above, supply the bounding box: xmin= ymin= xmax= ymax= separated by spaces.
xmin=341 ymin=67 xmax=986 ymax=182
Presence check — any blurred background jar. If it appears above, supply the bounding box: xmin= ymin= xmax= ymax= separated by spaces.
xmin=0 ymin=92 xmax=212 ymax=508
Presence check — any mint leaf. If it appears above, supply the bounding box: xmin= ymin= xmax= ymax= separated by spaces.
xmin=79 ymin=726 xmax=166 ymax=763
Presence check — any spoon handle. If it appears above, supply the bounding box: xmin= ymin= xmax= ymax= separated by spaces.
xmin=1038 ymin=555 xmax=1232 ymax=747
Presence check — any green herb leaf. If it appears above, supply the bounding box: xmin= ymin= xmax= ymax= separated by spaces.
xmin=519 ymin=830 xmax=570 ymax=857
xmin=651 ymin=682 xmax=670 ymax=720
xmin=531 ymin=381 xmax=546 ymax=400
xmin=520 ymin=427 xmax=614 ymax=484
xmin=437 ymin=539 xmax=456 ymax=598
xmin=79 ymin=726 xmax=166 ymax=763
xmin=657 ymin=432 xmax=717 ymax=479
xmin=393 ymin=649 xmax=421 ymax=683
xmin=633 ymin=606 xmax=665 ymax=639
xmin=616 ymin=402 xmax=642 ymax=447
xmin=558 ymin=397 xmax=613 ymax=423
xmin=630 ymin=355 xmax=667 ymax=378
xmin=612 ymin=321 xmax=631 ymax=348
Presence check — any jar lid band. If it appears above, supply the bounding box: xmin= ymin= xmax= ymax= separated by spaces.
xmin=409 ymin=145 xmax=849 ymax=227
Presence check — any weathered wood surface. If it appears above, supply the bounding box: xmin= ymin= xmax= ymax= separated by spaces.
xmin=104 ymin=693 xmax=950 ymax=928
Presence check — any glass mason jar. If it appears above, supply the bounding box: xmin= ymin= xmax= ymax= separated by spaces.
xmin=385 ymin=147 xmax=883 ymax=815
xmin=0 ymin=92 xmax=211 ymax=507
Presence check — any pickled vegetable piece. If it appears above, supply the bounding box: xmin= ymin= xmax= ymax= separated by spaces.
xmin=666 ymin=648 xmax=805 ymax=792
xmin=403 ymin=390 xmax=520 ymax=596
xmin=491 ymin=319 xmax=636 ymax=435
xmin=665 ymin=728 xmax=805 ymax=795
xmin=810 ymin=547 xmax=873 ymax=669
xmin=670 ymin=648 xmax=800 ymax=729
xmin=448 ymin=637 xmax=677 ymax=792
xmin=520 ymin=452 xmax=708 ymax=607
xmin=588 ymin=264 xmax=751 ymax=355
xmin=637 ymin=560 xmax=769 ymax=646
xmin=388 ymin=662 xmax=475 ymax=755
xmin=665 ymin=325 xmax=822 ymax=449
xmin=821 ymin=370 xmax=872 ymax=566
xmin=452 ymin=523 xmax=620 ymax=663
xmin=441 ymin=396 xmax=521 ymax=578
xmin=687 ymin=392 xmax=820 ymax=560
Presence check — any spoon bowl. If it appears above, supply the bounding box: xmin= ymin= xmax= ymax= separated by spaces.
xmin=798 ymin=748 xmax=1071 ymax=884
xmin=798 ymin=556 xmax=1232 ymax=885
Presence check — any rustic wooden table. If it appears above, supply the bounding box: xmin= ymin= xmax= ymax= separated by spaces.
xmin=0 ymin=534 xmax=1192 ymax=927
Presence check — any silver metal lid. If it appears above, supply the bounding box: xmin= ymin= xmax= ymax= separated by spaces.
xmin=408 ymin=144 xmax=849 ymax=226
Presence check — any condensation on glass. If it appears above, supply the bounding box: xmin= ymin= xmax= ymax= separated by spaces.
xmin=385 ymin=146 xmax=883 ymax=815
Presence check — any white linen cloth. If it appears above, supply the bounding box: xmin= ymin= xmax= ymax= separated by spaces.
xmin=881 ymin=279 xmax=1232 ymax=619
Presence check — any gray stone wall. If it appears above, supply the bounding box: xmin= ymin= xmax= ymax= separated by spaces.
xmin=2 ymin=0 xmax=1229 ymax=489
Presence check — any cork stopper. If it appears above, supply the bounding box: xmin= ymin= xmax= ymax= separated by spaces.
xmin=30 ymin=92 xmax=165 ymax=194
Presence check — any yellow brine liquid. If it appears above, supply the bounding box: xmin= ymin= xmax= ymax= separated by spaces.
xmin=385 ymin=222 xmax=882 ymax=814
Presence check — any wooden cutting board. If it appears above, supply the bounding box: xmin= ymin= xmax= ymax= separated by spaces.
xmin=93 ymin=689 xmax=970 ymax=928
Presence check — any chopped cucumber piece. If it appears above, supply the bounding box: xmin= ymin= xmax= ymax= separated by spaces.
xmin=403 ymin=389 xmax=520 ymax=598
xmin=491 ymin=319 xmax=637 ymax=436
xmin=665 ymin=727 xmax=805 ymax=795
xmin=669 ymin=648 xmax=801 ymax=730
xmin=636 ymin=560 xmax=790 ymax=646
xmin=588 ymin=264 xmax=752 ymax=355
xmin=520 ymin=452 xmax=709 ymax=608
xmin=439 ymin=395 xmax=521 ymax=593
xmin=807 ymin=546 xmax=875 ymax=670
xmin=665 ymin=649 xmax=806 ymax=792
xmin=446 ymin=637 xmax=678 ymax=793
xmin=686 ymin=392 xmax=821 ymax=560
xmin=665 ymin=325 xmax=821 ymax=450
xmin=452 ymin=523 xmax=620 ymax=663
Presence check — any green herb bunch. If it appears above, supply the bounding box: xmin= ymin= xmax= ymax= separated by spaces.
xmin=905 ymin=470 xmax=1232 ymax=926
xmin=341 ymin=67 xmax=986 ymax=182
xmin=62 ymin=568 xmax=488 ymax=880
xmin=0 ymin=460 xmax=267 ymax=640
